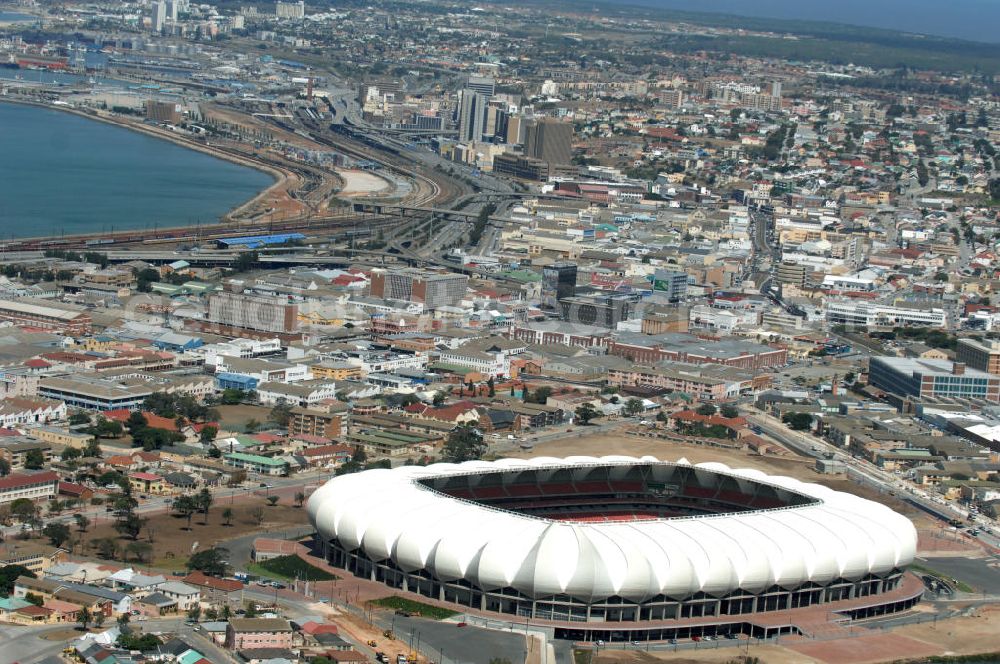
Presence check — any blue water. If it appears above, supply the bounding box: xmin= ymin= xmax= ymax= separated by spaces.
xmin=628 ymin=0 xmax=1000 ymax=43
xmin=0 ymin=102 xmax=274 ymax=237
xmin=0 ymin=11 xmax=35 ymax=22
xmin=0 ymin=68 xmax=126 ymax=87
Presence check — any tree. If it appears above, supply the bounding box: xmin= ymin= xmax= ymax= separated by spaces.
xmin=172 ymin=495 xmax=198 ymax=530
xmin=696 ymin=403 xmax=717 ymax=416
xmin=0 ymin=457 xmax=9 ymax=477
xmin=94 ymin=612 xmax=106 ymax=629
xmin=199 ymin=425 xmax=218 ymax=444
xmin=94 ymin=538 xmax=118 ymax=560
xmin=719 ymin=404 xmax=740 ymax=419
xmin=250 ymin=506 xmax=265 ymax=526
xmin=0 ymin=564 xmax=35 ymax=595
xmin=187 ymin=605 xmax=202 ymax=622
xmin=83 ymin=437 xmax=102 ymax=457
xmin=196 ymin=488 xmax=213 ymax=524
xmin=68 ymin=412 xmax=91 ymax=426
xmin=117 ymin=632 xmax=161 ymax=652
xmin=782 ymin=412 xmax=814 ymax=431
xmin=442 ymin=424 xmax=486 ymax=463
xmin=527 ymin=386 xmax=552 ymax=404
xmin=42 ymin=523 xmax=71 ymax=548
xmin=244 ymin=418 xmax=260 ymax=433
xmin=624 ymin=398 xmax=644 ymax=416
xmin=23 ymin=448 xmax=44 ymax=470
xmin=126 ymin=411 xmax=148 ymax=433
xmin=114 ymin=513 xmax=146 ymax=541
xmin=186 ymin=547 xmax=229 ymax=576
xmin=432 ymin=391 xmax=446 ymax=406
xmin=222 ymin=507 xmax=234 ymax=526
xmin=487 ymin=376 xmax=495 ymax=397
xmin=574 ymin=403 xmax=600 ymax=426
xmin=125 ymin=541 xmax=152 ymax=563
xmin=78 ymin=606 xmax=92 ymax=631
xmin=10 ymin=498 xmax=36 ymax=523
xmin=24 ymin=592 xmax=44 ymax=606
xmin=92 ymin=419 xmax=123 ymax=440
xmin=294 ymin=491 xmax=305 ymax=508
xmin=269 ymin=400 xmax=293 ymax=427
xmin=221 ymin=388 xmax=248 ymax=405
xmin=266 ymin=495 xmax=279 ymax=507
xmin=74 ymin=514 xmax=90 ymax=532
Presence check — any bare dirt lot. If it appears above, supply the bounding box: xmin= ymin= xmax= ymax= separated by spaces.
xmin=216 ymin=403 xmax=278 ymax=433
xmin=591 ymin=607 xmax=1000 ymax=664
xmin=79 ymin=498 xmax=308 ymax=569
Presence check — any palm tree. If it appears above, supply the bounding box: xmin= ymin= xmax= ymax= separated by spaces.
xmin=222 ymin=507 xmax=234 ymax=527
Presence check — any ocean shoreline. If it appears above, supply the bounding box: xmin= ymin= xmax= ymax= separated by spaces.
xmin=0 ymin=96 xmax=293 ymax=237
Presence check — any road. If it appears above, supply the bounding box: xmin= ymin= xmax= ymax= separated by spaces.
xmin=377 ymin=614 xmax=530 ymax=664
xmin=745 ymin=410 xmax=1000 ymax=551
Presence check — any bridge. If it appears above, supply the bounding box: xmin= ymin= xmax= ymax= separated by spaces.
xmin=352 ymin=202 xmax=512 ymax=226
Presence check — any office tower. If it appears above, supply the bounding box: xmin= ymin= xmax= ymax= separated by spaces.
xmin=524 ymin=118 xmax=573 ymax=165
xmin=166 ymin=0 xmax=179 ymax=20
xmin=150 ymin=1 xmax=167 ymax=31
xmin=652 ymin=270 xmax=688 ymax=302
xmin=370 ymin=269 xmax=469 ymax=310
xmin=541 ymin=262 xmax=577 ymax=309
xmin=275 ymin=0 xmax=305 ymax=18
xmin=457 ymin=89 xmax=487 ymax=143
xmin=771 ymin=81 xmax=782 ymax=99
xmin=560 ymin=294 xmax=631 ymax=329
xmin=505 ymin=114 xmax=524 ymax=145
xmin=207 ymin=291 xmax=299 ymax=333
xmin=467 ymin=75 xmax=495 ymax=97
xmin=484 ymin=100 xmax=506 ymax=141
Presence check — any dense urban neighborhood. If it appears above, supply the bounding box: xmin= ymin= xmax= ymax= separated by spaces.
xmin=1 ymin=0 xmax=1000 ymax=663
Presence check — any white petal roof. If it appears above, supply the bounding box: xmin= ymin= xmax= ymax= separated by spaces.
xmin=307 ymin=456 xmax=917 ymax=602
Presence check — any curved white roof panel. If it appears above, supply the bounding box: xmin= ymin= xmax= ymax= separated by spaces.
xmin=307 ymin=457 xmax=916 ymax=602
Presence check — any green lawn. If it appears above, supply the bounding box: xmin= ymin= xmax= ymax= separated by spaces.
xmin=369 ymin=596 xmax=459 ymax=620
xmin=247 ymin=554 xmax=337 ymax=582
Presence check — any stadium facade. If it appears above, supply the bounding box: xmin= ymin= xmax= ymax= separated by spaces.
xmin=307 ymin=457 xmax=921 ymax=641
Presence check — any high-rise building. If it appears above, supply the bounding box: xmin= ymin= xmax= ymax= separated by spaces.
xmin=457 ymin=89 xmax=487 ymax=143
xmin=370 ymin=269 xmax=469 ymax=310
xmin=275 ymin=0 xmax=305 ymax=18
xmin=150 ymin=0 xmax=167 ymax=31
xmin=466 ymin=75 xmax=495 ymax=97
xmin=166 ymin=0 xmax=179 ymax=20
xmin=524 ymin=118 xmax=573 ymax=166
xmin=652 ymin=270 xmax=688 ymax=302
xmin=505 ymin=115 xmax=525 ymax=145
xmin=541 ymin=263 xmax=577 ymax=309
xmin=560 ymin=294 xmax=631 ymax=329
xmin=207 ymin=290 xmax=299 ymax=334
xmin=771 ymin=81 xmax=783 ymax=99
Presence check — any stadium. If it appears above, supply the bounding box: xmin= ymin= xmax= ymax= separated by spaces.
xmin=307 ymin=456 xmax=922 ymax=642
